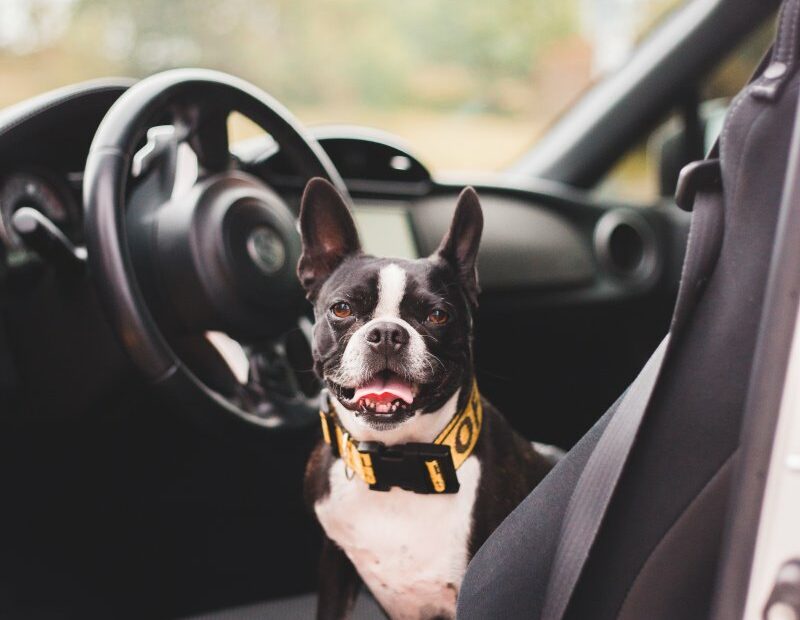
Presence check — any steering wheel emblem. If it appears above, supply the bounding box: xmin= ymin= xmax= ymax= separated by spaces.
xmin=247 ymin=226 xmax=286 ymax=275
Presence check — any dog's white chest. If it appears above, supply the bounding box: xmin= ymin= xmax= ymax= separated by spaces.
xmin=315 ymin=456 xmax=481 ymax=620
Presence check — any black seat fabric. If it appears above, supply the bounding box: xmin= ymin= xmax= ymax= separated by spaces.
xmin=458 ymin=9 xmax=800 ymax=620
xmin=185 ymin=591 xmax=386 ymax=619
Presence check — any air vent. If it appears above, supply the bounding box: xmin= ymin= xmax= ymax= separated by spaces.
xmin=593 ymin=209 xmax=658 ymax=281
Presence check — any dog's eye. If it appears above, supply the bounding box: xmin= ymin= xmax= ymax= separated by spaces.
xmin=427 ymin=308 xmax=449 ymax=325
xmin=331 ymin=302 xmax=353 ymax=318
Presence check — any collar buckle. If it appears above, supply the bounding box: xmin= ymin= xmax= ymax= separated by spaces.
xmin=358 ymin=441 xmax=460 ymax=494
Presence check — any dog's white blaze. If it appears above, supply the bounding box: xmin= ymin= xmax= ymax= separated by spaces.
xmin=373 ymin=263 xmax=406 ymax=319
xmin=315 ymin=454 xmax=481 ymax=620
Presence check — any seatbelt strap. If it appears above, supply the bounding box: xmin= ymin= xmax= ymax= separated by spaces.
xmin=541 ymin=336 xmax=668 ymax=620
xmin=541 ymin=180 xmax=724 ymax=620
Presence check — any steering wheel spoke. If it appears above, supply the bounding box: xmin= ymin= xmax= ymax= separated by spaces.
xmin=170 ymin=326 xmax=319 ymax=427
xmin=173 ymin=101 xmax=233 ymax=176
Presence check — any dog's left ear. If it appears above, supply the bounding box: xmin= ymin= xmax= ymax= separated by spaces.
xmin=297 ymin=178 xmax=362 ymax=300
xmin=434 ymin=187 xmax=484 ymax=307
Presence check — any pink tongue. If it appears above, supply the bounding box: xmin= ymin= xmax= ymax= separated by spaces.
xmin=353 ymin=376 xmax=414 ymax=405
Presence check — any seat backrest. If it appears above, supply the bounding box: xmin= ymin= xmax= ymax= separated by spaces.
xmin=458 ymin=2 xmax=800 ymax=618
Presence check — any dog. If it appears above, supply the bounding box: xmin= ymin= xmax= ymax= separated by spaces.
xmin=299 ymin=178 xmax=557 ymax=620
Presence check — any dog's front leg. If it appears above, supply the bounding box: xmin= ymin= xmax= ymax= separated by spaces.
xmin=317 ymin=534 xmax=360 ymax=620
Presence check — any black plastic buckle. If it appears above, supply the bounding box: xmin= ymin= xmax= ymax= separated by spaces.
xmin=675 ymin=159 xmax=722 ymax=212
xmin=358 ymin=441 xmax=460 ymax=494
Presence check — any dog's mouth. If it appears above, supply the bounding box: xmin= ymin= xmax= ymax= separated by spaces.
xmin=346 ymin=370 xmax=415 ymax=415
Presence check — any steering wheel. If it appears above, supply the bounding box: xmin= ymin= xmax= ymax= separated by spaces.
xmin=83 ymin=69 xmax=347 ymax=432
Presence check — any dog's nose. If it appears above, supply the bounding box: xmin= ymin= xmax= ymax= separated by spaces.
xmin=365 ymin=321 xmax=409 ymax=352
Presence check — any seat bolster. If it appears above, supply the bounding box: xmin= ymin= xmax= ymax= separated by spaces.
xmin=457 ymin=399 xmax=617 ymax=619
xmin=617 ymin=455 xmax=735 ymax=620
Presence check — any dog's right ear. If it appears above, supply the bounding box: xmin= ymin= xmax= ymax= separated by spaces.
xmin=297 ymin=178 xmax=361 ymax=299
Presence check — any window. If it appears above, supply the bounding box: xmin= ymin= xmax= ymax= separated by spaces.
xmin=0 ymin=0 xmax=687 ymax=173
xmin=596 ymin=17 xmax=776 ymax=204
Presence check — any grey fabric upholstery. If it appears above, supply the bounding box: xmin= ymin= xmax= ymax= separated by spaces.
xmin=457 ymin=398 xmax=616 ymax=618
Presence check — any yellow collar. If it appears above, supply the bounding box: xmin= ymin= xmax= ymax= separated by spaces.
xmin=319 ymin=379 xmax=483 ymax=494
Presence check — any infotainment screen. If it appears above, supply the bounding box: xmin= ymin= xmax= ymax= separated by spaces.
xmin=351 ymin=203 xmax=418 ymax=259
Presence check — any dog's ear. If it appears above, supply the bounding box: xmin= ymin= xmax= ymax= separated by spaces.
xmin=297 ymin=178 xmax=361 ymax=299
xmin=434 ymin=187 xmax=484 ymax=307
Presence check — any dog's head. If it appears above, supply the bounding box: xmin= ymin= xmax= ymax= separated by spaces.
xmin=298 ymin=178 xmax=483 ymax=432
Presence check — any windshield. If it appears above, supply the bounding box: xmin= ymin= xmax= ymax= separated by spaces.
xmin=0 ymin=0 xmax=684 ymax=172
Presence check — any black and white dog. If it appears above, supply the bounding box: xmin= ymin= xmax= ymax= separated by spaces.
xmin=300 ymin=178 xmax=556 ymax=620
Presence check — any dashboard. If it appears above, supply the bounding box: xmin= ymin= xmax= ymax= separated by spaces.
xmin=0 ymin=79 xmax=690 ymax=310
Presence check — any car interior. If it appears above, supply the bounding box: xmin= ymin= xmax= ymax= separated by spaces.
xmin=0 ymin=0 xmax=790 ymax=618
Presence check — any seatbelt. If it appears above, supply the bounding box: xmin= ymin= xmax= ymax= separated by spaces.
xmin=541 ymin=175 xmax=724 ymax=620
